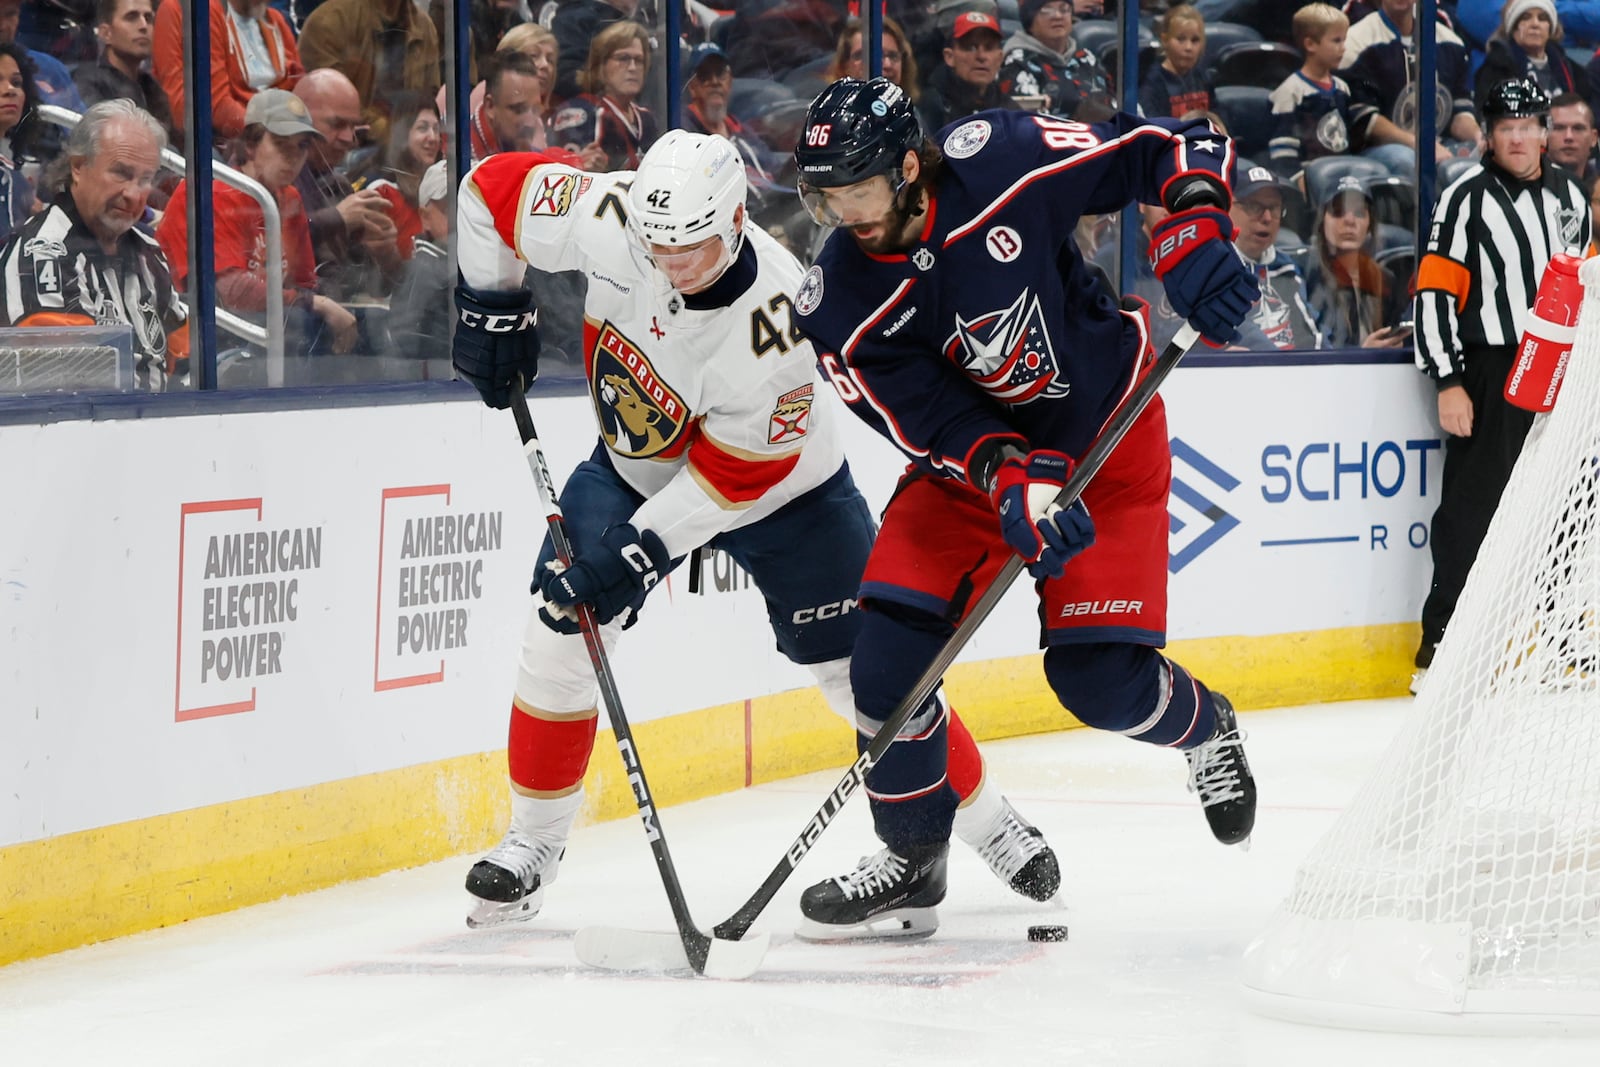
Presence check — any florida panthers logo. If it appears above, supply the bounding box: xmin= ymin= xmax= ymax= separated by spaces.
xmin=944 ymin=290 xmax=1069 ymax=403
xmin=589 ymin=321 xmax=689 ymax=457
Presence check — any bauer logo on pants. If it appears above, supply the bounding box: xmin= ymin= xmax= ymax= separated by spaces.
xmin=173 ymin=498 xmax=326 ymax=721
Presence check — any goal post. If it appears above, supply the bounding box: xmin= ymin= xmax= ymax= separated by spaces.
xmin=1241 ymin=257 xmax=1600 ymax=1033
xmin=0 ymin=326 xmax=134 ymax=394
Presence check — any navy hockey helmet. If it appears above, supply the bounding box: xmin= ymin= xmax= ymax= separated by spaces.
xmin=795 ymin=77 xmax=922 ymax=221
xmin=1482 ymin=77 xmax=1551 ymax=127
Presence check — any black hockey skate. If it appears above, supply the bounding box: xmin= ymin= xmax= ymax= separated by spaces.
xmin=797 ymin=842 xmax=949 ymax=941
xmin=1184 ymin=693 xmax=1257 ymax=847
xmin=465 ymin=833 xmax=564 ymax=929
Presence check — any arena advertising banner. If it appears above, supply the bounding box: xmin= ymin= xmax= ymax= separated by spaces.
xmin=0 ymin=361 xmax=1441 ymax=845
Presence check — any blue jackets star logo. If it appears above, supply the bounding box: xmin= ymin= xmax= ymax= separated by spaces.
xmin=944 ymin=290 xmax=1071 ymax=404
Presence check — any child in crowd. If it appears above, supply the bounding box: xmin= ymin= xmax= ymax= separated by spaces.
xmin=1269 ymin=3 xmax=1406 ymax=179
xmin=1138 ymin=4 xmax=1211 ymax=119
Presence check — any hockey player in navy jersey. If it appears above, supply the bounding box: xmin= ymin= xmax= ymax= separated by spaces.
xmin=451 ymin=130 xmax=1062 ymax=933
xmin=788 ymin=78 xmax=1261 ymax=936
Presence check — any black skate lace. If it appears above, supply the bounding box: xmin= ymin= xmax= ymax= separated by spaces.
xmin=972 ymin=807 xmax=1046 ymax=880
xmin=1187 ymin=728 xmax=1247 ymax=807
xmin=833 ymin=849 xmax=909 ymax=901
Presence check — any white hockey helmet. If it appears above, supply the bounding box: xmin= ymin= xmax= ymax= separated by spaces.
xmin=626 ymin=130 xmax=747 ymax=293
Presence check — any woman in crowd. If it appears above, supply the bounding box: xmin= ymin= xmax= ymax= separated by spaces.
xmin=357 ymin=93 xmax=441 ymax=259
xmin=1474 ymin=0 xmax=1588 ymax=110
xmin=826 ymin=16 xmax=920 ymax=102
xmin=999 ymin=0 xmax=1113 ymax=120
xmin=0 ymin=43 xmax=41 ymax=245
xmin=1304 ymin=176 xmax=1409 ymax=350
xmin=159 ymin=89 xmax=358 ymax=357
xmin=548 ymin=21 xmax=657 ymax=172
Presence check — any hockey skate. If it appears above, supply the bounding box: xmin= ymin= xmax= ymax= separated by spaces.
xmin=954 ymin=790 xmax=1061 ymax=902
xmin=465 ymin=831 xmax=565 ymax=928
xmin=1184 ymin=694 xmax=1257 ymax=847
xmin=797 ymin=842 xmax=948 ymax=941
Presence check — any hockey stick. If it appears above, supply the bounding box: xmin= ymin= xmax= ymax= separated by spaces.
xmin=702 ymin=323 xmax=1207 ymax=942
xmin=509 ymin=381 xmax=769 ymax=979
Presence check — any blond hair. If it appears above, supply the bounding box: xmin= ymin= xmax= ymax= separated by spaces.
xmin=1159 ymin=3 xmax=1205 ymax=42
xmin=1292 ymin=3 xmax=1348 ymax=47
xmin=498 ymin=23 xmax=556 ymax=58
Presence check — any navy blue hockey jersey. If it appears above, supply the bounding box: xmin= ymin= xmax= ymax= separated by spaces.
xmin=794 ymin=109 xmax=1237 ymax=485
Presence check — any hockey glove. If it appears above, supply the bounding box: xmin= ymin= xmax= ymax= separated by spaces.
xmin=535 ymin=523 xmax=672 ymax=626
xmin=989 ymin=450 xmax=1095 ymax=580
xmin=1149 ymin=207 xmax=1259 ymax=347
xmin=453 ymin=283 xmax=541 ymax=408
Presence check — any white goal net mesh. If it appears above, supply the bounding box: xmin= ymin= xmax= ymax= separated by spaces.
xmin=1241 ymin=259 xmax=1600 ymax=1031
xmin=0 ymin=326 xmax=134 ymax=393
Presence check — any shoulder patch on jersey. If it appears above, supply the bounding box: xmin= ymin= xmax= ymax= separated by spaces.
xmin=528 ymin=171 xmax=581 ymax=216
xmin=769 ymin=384 xmax=813 ymax=445
xmin=943 ymin=119 xmax=992 ymax=160
xmin=23 ymin=236 xmax=66 ymax=260
xmin=794 ymin=265 xmax=824 ymax=316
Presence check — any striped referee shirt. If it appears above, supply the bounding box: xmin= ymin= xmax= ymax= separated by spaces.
xmin=1414 ymin=157 xmax=1590 ymax=383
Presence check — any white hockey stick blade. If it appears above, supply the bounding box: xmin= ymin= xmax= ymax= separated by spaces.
xmin=573 ymin=925 xmax=770 ymax=980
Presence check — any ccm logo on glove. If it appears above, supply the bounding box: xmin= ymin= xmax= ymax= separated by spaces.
xmin=458 ymin=307 xmax=537 ymax=333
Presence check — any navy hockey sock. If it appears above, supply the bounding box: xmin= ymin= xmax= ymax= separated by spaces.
xmin=1044 ymin=642 xmax=1217 ymax=748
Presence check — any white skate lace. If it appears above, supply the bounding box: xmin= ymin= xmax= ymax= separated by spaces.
xmin=970 ymin=803 xmax=1047 ymax=882
xmin=1186 ymin=726 xmax=1248 ymax=808
xmin=832 ymin=849 xmax=909 ymax=901
xmin=482 ymin=833 xmax=560 ymax=890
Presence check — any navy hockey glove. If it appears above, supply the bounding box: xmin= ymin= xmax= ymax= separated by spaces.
xmin=453 ymin=283 xmax=540 ymax=408
xmin=536 ymin=523 xmax=672 ymax=627
xmin=989 ymin=450 xmax=1095 ymax=580
xmin=1149 ymin=207 xmax=1258 ymax=347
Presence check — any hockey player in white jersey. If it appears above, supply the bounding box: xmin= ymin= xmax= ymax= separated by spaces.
xmin=454 ymin=130 xmax=1061 ymax=937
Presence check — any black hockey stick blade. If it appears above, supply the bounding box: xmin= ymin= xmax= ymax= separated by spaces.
xmin=711 ymin=323 xmax=1204 ymax=942
xmin=510 ymin=381 xmax=769 ymax=979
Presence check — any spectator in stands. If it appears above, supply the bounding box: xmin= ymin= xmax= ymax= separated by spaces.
xmin=551 ymin=0 xmax=639 ymax=102
xmin=1231 ymin=163 xmax=1322 ymax=349
xmin=828 ymin=16 xmax=921 ymax=101
xmin=296 ymin=0 xmax=441 ymax=123
xmin=549 ymin=22 xmax=657 ymax=172
xmin=356 ymin=92 xmax=440 ymax=259
xmin=998 ymin=0 xmax=1113 ymax=120
xmin=1460 ymin=0 xmax=1600 ymax=56
xmin=919 ymin=11 xmax=1015 ymax=134
xmin=498 ymin=22 xmax=559 ymax=109
xmin=682 ymin=43 xmax=787 ymax=206
xmin=475 ymin=51 xmax=559 ymax=163
xmin=0 ymin=99 xmax=187 ymax=391
xmin=1475 ymin=1 xmax=1589 ymax=110
xmin=1270 ymin=4 xmax=1406 ymax=179
xmin=0 ymin=0 xmax=87 ymax=110
xmin=76 ymin=0 xmax=175 ymax=139
xmin=154 ymin=0 xmax=303 ymax=139
xmin=158 ymin=89 xmax=360 ymax=356
xmin=1139 ymin=4 xmax=1213 ymax=120
xmin=0 ymin=41 xmax=40 ymax=245
xmin=1550 ymin=91 xmax=1600 ymax=179
xmin=1340 ymin=0 xmax=1482 ymax=174
xmin=1304 ymin=174 xmax=1409 ymax=348
xmin=293 ymin=68 xmax=402 ymax=303
xmin=386 ymin=158 xmax=450 ymax=361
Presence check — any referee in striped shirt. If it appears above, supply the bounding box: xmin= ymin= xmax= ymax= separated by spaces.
xmin=1411 ymin=77 xmax=1591 ymax=691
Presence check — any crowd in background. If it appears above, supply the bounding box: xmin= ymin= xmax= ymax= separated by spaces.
xmin=0 ymin=0 xmax=1595 ymax=388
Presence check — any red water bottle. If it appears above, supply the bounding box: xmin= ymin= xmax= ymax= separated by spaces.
xmin=1506 ymin=253 xmax=1585 ymax=412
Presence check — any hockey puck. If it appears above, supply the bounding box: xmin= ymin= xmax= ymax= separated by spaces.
xmin=1027 ymin=924 xmax=1069 ymax=942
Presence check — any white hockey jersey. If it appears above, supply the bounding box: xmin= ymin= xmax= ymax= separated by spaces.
xmin=459 ymin=152 xmax=844 ymax=559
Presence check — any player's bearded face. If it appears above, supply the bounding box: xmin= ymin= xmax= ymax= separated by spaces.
xmin=810 ymin=174 xmax=915 ymax=253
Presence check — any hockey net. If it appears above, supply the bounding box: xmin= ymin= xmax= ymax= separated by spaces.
xmin=0 ymin=326 xmax=135 ymax=393
xmin=1241 ymin=258 xmax=1600 ymax=1032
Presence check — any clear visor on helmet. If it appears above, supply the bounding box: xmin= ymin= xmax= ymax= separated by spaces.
xmin=626 ymin=221 xmax=735 ymax=295
xmin=797 ymin=169 xmax=904 ymax=227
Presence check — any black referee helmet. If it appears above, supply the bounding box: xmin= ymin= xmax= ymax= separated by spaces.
xmin=1482 ymin=78 xmax=1551 ymax=129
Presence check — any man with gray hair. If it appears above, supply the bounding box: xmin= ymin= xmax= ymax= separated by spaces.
xmin=0 ymin=98 xmax=188 ymax=391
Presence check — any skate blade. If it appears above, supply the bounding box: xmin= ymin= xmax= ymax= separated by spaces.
xmin=465 ymin=893 xmax=542 ymax=929
xmin=795 ymin=906 xmax=939 ymax=943
xmin=573 ymin=925 xmax=770 ymax=980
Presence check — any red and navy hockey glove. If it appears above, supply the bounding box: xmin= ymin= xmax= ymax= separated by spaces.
xmin=536 ymin=523 xmax=672 ymax=627
xmin=453 ymin=283 xmax=541 ymax=408
xmin=1149 ymin=207 xmax=1259 ymax=347
xmin=989 ymin=450 xmax=1096 ymax=580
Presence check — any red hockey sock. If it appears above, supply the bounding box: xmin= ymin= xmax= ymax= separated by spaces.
xmin=946 ymin=708 xmax=984 ymax=802
xmin=506 ymin=700 xmax=598 ymax=793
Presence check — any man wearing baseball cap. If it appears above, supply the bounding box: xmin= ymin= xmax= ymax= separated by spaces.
xmin=387 ymin=158 xmax=453 ymax=362
xmin=918 ymin=8 xmax=1018 ymax=134
xmin=1229 ymin=163 xmax=1320 ymax=351
xmin=682 ymin=42 xmax=788 ymax=224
